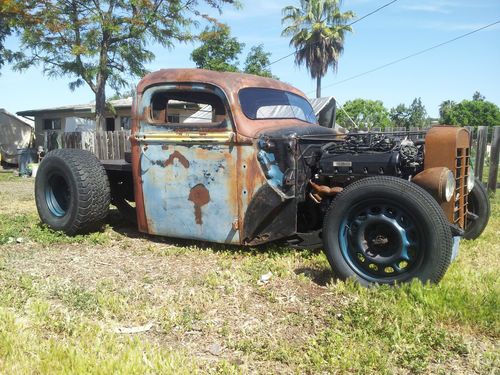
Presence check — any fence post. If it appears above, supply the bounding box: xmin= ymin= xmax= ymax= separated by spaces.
xmin=475 ymin=126 xmax=488 ymax=182
xmin=487 ymin=126 xmax=500 ymax=194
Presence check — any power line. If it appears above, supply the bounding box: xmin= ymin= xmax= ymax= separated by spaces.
xmin=334 ymin=97 xmax=359 ymax=128
xmin=316 ymin=19 xmax=500 ymax=93
xmin=349 ymin=0 xmax=399 ymax=26
xmin=265 ymin=0 xmax=400 ymax=68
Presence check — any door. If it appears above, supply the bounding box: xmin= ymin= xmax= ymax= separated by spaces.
xmin=134 ymin=83 xmax=239 ymax=244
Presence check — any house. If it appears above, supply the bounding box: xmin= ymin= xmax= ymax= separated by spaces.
xmin=17 ymin=97 xmax=204 ymax=149
xmin=0 ymin=108 xmax=34 ymax=165
xmin=17 ymin=98 xmax=133 ymax=149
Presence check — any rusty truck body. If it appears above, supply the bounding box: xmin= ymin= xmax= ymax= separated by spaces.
xmin=35 ymin=69 xmax=488 ymax=286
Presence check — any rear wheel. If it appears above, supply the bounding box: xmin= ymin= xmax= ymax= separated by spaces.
xmin=323 ymin=176 xmax=453 ymax=286
xmin=464 ymin=178 xmax=490 ymax=240
xmin=35 ymin=149 xmax=110 ymax=234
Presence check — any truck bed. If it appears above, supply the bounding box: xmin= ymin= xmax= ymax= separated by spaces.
xmin=101 ymin=159 xmax=132 ymax=172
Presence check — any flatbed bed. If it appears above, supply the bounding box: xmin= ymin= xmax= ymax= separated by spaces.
xmin=101 ymin=159 xmax=132 ymax=172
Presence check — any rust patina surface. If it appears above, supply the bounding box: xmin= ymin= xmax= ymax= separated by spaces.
xmin=424 ymin=126 xmax=470 ymax=228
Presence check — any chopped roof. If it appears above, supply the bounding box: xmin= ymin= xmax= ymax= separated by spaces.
xmin=137 ymin=69 xmax=306 ymax=98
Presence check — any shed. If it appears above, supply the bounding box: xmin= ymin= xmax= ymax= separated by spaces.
xmin=309 ymin=97 xmax=338 ymax=129
xmin=0 ymin=109 xmax=34 ymax=165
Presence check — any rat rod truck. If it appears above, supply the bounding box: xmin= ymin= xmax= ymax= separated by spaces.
xmin=35 ymin=69 xmax=490 ymax=286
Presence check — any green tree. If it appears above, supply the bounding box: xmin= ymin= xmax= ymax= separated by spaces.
xmin=473 ymin=91 xmax=485 ymax=101
xmin=390 ymin=98 xmax=428 ymax=130
xmin=441 ymin=94 xmax=500 ymax=129
xmin=408 ymin=97 xmax=427 ymax=128
xmin=8 ymin=0 xmax=236 ymax=131
xmin=336 ymin=99 xmax=390 ymax=129
xmin=390 ymin=104 xmax=411 ymax=129
xmin=0 ymin=0 xmax=23 ymax=72
xmin=0 ymin=17 xmax=10 ymax=71
xmin=439 ymin=100 xmax=456 ymax=123
xmin=191 ymin=23 xmax=244 ymax=72
xmin=243 ymin=44 xmax=275 ymax=78
xmin=281 ymin=0 xmax=354 ymax=98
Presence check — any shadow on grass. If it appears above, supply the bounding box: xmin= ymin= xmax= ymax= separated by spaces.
xmin=294 ymin=267 xmax=336 ymax=286
xmin=107 ymin=208 xmax=334 ymax=285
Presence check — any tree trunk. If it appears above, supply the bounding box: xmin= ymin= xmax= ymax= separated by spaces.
xmin=95 ymin=33 xmax=110 ymax=133
xmin=316 ymin=76 xmax=321 ymax=98
xmin=95 ymin=75 xmax=107 ymax=132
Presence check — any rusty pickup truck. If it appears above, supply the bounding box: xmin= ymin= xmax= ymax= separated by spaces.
xmin=34 ymin=69 xmax=489 ymax=286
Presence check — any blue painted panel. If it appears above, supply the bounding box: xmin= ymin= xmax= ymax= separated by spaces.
xmin=140 ymin=143 xmax=239 ymax=244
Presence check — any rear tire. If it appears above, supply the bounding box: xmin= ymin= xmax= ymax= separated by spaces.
xmin=35 ymin=149 xmax=110 ymax=235
xmin=464 ymin=178 xmax=490 ymax=240
xmin=323 ymin=176 xmax=453 ymax=286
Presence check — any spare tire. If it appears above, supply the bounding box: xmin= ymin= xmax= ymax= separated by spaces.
xmin=35 ymin=149 xmax=110 ymax=235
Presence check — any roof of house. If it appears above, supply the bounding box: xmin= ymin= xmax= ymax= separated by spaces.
xmin=310 ymin=97 xmax=336 ymax=115
xmin=16 ymin=97 xmax=134 ymax=117
xmin=0 ymin=108 xmax=34 ymax=128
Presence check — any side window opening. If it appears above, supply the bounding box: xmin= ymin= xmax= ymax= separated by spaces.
xmin=149 ymin=89 xmax=227 ymax=128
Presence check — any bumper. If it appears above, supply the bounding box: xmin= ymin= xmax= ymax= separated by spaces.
xmin=451 ymin=236 xmax=460 ymax=262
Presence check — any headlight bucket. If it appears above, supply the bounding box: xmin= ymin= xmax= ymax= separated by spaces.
xmin=444 ymin=170 xmax=456 ymax=202
xmin=467 ymin=167 xmax=475 ymax=193
xmin=412 ymin=167 xmax=456 ymax=203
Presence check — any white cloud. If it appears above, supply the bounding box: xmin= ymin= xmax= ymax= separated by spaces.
xmin=401 ymin=0 xmax=495 ymax=13
xmin=403 ymin=4 xmax=451 ymax=14
xmin=222 ymin=0 xmax=290 ymax=20
xmin=422 ymin=21 xmax=500 ymax=32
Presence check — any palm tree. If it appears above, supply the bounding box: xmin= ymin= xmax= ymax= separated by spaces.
xmin=282 ymin=0 xmax=354 ymax=98
xmin=439 ymin=100 xmax=456 ymax=123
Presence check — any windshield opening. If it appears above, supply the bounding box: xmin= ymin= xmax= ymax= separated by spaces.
xmin=239 ymin=88 xmax=317 ymax=124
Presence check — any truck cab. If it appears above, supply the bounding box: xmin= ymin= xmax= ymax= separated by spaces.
xmin=131 ymin=69 xmax=336 ymax=245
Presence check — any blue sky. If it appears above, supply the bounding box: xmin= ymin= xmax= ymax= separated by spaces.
xmin=0 ymin=0 xmax=499 ymax=118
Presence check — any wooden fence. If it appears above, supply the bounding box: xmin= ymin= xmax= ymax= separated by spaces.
xmin=467 ymin=126 xmax=500 ymax=194
xmin=44 ymin=130 xmax=131 ymax=160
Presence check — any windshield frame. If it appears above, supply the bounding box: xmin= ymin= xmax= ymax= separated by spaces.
xmin=238 ymin=87 xmax=317 ymax=125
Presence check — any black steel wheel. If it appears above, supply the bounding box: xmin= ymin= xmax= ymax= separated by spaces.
xmin=464 ymin=178 xmax=490 ymax=240
xmin=35 ymin=149 xmax=110 ymax=235
xmin=323 ymin=176 xmax=453 ymax=286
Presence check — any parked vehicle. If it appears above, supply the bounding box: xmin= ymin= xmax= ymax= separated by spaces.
xmin=35 ymin=69 xmax=488 ymax=286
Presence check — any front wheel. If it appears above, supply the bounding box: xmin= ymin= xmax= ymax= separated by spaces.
xmin=464 ymin=178 xmax=490 ymax=240
xmin=323 ymin=176 xmax=453 ymax=286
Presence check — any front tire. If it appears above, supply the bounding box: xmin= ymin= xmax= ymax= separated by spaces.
xmin=323 ymin=176 xmax=453 ymax=286
xmin=464 ymin=178 xmax=490 ymax=240
xmin=35 ymin=149 xmax=110 ymax=235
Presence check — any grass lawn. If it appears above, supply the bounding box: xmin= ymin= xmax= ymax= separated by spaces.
xmin=0 ymin=172 xmax=498 ymax=374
